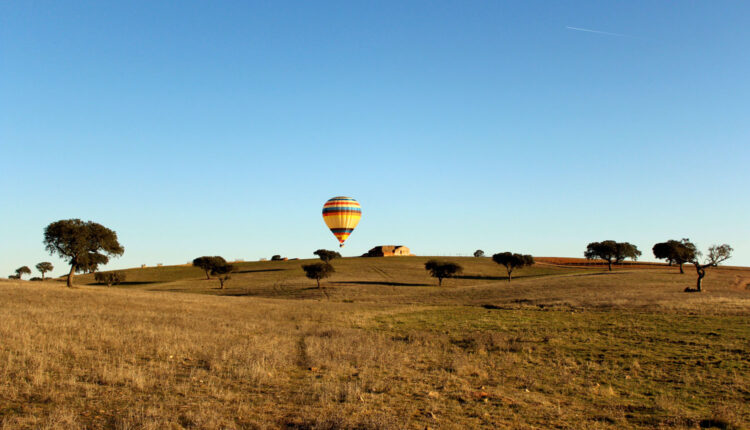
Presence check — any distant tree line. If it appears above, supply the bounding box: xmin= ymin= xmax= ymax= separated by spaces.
xmin=5 ymin=219 xmax=736 ymax=295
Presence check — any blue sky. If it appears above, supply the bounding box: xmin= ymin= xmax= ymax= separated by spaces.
xmin=1 ymin=1 xmax=748 ymax=277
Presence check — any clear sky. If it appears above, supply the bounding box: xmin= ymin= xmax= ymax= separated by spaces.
xmin=1 ymin=1 xmax=748 ymax=277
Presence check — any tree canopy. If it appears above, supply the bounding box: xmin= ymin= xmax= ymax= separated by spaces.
xmin=492 ymin=252 xmax=534 ymax=282
xmin=473 ymin=250 xmax=485 ymax=258
xmin=15 ymin=266 xmax=31 ymax=279
xmin=210 ymin=263 xmax=234 ymax=289
xmin=424 ymin=260 xmax=463 ymax=286
xmin=302 ymin=262 xmax=334 ymax=289
xmin=35 ymin=262 xmax=54 ymax=280
xmin=94 ymin=271 xmax=126 ymax=287
xmin=314 ymin=249 xmax=342 ymax=263
xmin=584 ymin=240 xmax=641 ymax=271
xmin=192 ymin=256 xmax=227 ymax=280
xmin=44 ymin=219 xmax=124 ymax=287
xmin=652 ymin=239 xmax=697 ymax=273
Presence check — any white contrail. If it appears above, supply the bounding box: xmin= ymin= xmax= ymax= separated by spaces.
xmin=565 ymin=26 xmax=631 ymax=38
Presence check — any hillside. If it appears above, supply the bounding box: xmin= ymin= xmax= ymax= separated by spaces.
xmin=2 ymin=258 xmax=749 ymax=429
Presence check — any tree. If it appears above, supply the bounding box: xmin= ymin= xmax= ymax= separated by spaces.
xmin=35 ymin=262 xmax=54 ymax=280
xmin=15 ymin=266 xmax=31 ymax=280
xmin=690 ymin=244 xmax=733 ymax=292
xmin=314 ymin=249 xmax=342 ymax=263
xmin=44 ymin=219 xmax=124 ymax=287
xmin=8 ymin=274 xmax=19 ymax=280
xmin=584 ymin=240 xmax=641 ymax=271
xmin=271 ymin=255 xmax=284 ymax=261
xmin=424 ymin=260 xmax=463 ymax=286
xmin=652 ymin=239 xmax=697 ymax=274
xmin=94 ymin=271 xmax=126 ymax=287
xmin=492 ymin=252 xmax=534 ymax=282
xmin=192 ymin=256 xmax=227 ymax=280
xmin=211 ymin=263 xmax=234 ymax=289
xmin=302 ymin=262 xmax=334 ymax=289
xmin=473 ymin=250 xmax=485 ymax=258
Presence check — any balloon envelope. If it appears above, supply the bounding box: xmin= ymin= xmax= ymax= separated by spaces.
xmin=322 ymin=196 xmax=361 ymax=247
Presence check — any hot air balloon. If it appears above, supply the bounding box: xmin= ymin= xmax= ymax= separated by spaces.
xmin=322 ymin=196 xmax=361 ymax=247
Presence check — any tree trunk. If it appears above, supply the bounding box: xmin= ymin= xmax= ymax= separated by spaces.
xmin=507 ymin=269 xmax=512 ymax=283
xmin=66 ymin=265 xmax=75 ymax=288
xmin=41 ymin=272 xmax=45 ymax=281
xmin=607 ymin=260 xmax=612 ymax=271
xmin=316 ymin=278 xmax=320 ymax=289
xmin=438 ymin=277 xmax=443 ymax=286
xmin=679 ymin=263 xmax=684 ymax=274
xmin=694 ymin=263 xmax=705 ymax=292
xmin=205 ymin=270 xmax=211 ymax=280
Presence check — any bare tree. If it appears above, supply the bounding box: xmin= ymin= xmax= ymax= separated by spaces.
xmin=689 ymin=244 xmax=733 ymax=292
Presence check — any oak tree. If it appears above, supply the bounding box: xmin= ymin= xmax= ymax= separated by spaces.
xmin=35 ymin=262 xmax=54 ymax=280
xmin=652 ymin=239 xmax=697 ymax=274
xmin=492 ymin=252 xmax=534 ymax=282
xmin=15 ymin=266 xmax=31 ymax=280
xmin=424 ymin=260 xmax=463 ymax=286
xmin=44 ymin=219 xmax=124 ymax=287
xmin=94 ymin=271 xmax=127 ymax=287
xmin=302 ymin=262 xmax=334 ymax=289
xmin=584 ymin=240 xmax=641 ymax=271
xmin=314 ymin=249 xmax=342 ymax=263
xmin=211 ymin=263 xmax=234 ymax=289
xmin=192 ymin=256 xmax=227 ymax=280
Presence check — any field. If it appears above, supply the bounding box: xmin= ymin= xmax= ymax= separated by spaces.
xmin=1 ymin=257 xmax=749 ymax=429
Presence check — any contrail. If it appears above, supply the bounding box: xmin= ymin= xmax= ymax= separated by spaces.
xmin=565 ymin=26 xmax=631 ymax=38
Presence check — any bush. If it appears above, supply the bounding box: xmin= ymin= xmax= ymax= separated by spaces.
xmin=94 ymin=271 xmax=126 ymax=287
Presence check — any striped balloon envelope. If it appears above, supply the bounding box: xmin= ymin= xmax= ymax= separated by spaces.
xmin=322 ymin=196 xmax=361 ymax=247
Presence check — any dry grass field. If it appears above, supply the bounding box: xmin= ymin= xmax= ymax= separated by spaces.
xmin=2 ymin=257 xmax=749 ymax=429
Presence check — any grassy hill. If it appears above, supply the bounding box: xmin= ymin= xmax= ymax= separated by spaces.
xmin=3 ymin=258 xmax=750 ymax=428
xmin=70 ymin=256 xmax=592 ymax=301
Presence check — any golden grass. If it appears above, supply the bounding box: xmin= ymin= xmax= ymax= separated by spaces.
xmin=2 ymin=259 xmax=750 ymax=429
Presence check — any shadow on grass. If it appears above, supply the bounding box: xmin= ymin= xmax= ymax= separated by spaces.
xmin=221 ymin=285 xmax=321 ymax=297
xmin=455 ymin=275 xmax=509 ymax=281
xmin=91 ymin=281 xmax=161 ymax=286
xmin=331 ymin=281 xmax=431 ymax=287
xmin=234 ymin=268 xmax=286 ymax=274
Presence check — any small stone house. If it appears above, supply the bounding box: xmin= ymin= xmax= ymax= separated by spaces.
xmin=363 ymin=245 xmax=413 ymax=257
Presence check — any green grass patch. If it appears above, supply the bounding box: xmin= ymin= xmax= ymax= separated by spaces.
xmin=373 ymin=307 xmax=750 ymax=427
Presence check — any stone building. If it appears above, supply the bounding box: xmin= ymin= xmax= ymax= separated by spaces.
xmin=362 ymin=245 xmax=413 ymax=257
